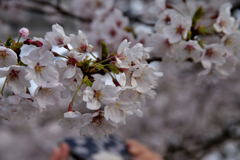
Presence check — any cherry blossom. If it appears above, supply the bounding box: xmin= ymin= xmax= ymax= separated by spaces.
xmin=0 ymin=0 xmax=240 ymax=159
xmin=222 ymin=32 xmax=240 ymax=58
xmin=0 ymin=65 xmax=30 ymax=95
xmin=83 ymin=77 xmax=120 ymax=110
xmin=21 ymin=45 xmax=59 ymax=86
xmin=0 ymin=22 xmax=162 ymax=136
xmin=213 ymin=3 xmax=238 ymax=34
xmin=69 ymin=30 xmax=93 ymax=53
xmin=131 ymin=64 xmax=163 ymax=94
xmin=201 ymin=44 xmax=227 ymax=70
xmin=45 ymin=24 xmax=70 ymax=47
xmin=33 ymin=83 xmax=64 ymax=110
xmin=0 ymin=47 xmax=18 ymax=67
xmin=174 ymin=40 xmax=203 ymax=62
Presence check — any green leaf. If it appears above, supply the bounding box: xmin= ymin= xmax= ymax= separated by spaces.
xmin=10 ymin=42 xmax=23 ymax=55
xmin=192 ymin=7 xmax=205 ymax=27
xmin=197 ymin=40 xmax=204 ymax=48
xmin=198 ymin=26 xmax=208 ymax=34
xmin=124 ymin=26 xmax=134 ymax=33
xmin=5 ymin=37 xmax=14 ymax=47
xmin=83 ymin=76 xmax=93 ymax=87
xmin=186 ymin=30 xmax=192 ymax=40
xmin=18 ymin=60 xmax=27 ymax=66
xmin=197 ymin=26 xmax=214 ymax=35
xmin=78 ymin=58 xmax=92 ymax=70
xmin=106 ymin=64 xmax=120 ymax=74
xmin=101 ymin=41 xmax=108 ymax=59
xmin=94 ymin=63 xmax=105 ymax=70
xmin=124 ymin=26 xmax=136 ymax=38
xmin=14 ymin=42 xmax=23 ymax=48
xmin=11 ymin=42 xmax=23 ymax=50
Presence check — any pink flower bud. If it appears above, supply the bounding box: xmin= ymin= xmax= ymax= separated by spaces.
xmin=19 ymin=27 xmax=29 ymax=38
xmin=23 ymin=39 xmax=43 ymax=47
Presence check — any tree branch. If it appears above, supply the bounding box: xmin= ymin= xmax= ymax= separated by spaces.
xmin=147 ymin=57 xmax=162 ymax=63
xmin=13 ymin=0 xmax=154 ymax=26
xmin=24 ymin=0 xmax=92 ymax=22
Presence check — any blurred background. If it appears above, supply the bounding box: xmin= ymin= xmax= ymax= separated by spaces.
xmin=0 ymin=0 xmax=240 ymax=160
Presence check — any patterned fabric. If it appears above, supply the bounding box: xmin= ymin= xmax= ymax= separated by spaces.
xmin=63 ymin=135 xmax=131 ymax=160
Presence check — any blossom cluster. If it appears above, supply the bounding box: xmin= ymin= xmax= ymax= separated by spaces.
xmin=1 ymin=0 xmax=239 ymax=77
xmin=148 ymin=2 xmax=240 ymax=76
xmin=0 ymin=24 xmax=162 ymax=136
xmin=76 ymin=0 xmax=240 ymax=77
xmin=0 ymin=1 xmax=240 ymax=160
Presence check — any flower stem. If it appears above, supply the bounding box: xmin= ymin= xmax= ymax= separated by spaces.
xmin=90 ymin=52 xmax=97 ymax=59
xmin=1 ymin=77 xmax=8 ymax=96
xmin=68 ymin=82 xmax=83 ymax=111
xmin=17 ymin=36 xmax=21 ymax=42
xmin=98 ymin=56 xmax=114 ymax=64
xmin=51 ymin=51 xmax=68 ymax=59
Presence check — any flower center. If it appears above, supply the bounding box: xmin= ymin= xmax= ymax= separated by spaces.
xmin=184 ymin=45 xmax=195 ymax=53
xmin=116 ymin=20 xmax=122 ymax=28
xmin=55 ymin=37 xmax=64 ymax=45
xmin=109 ymin=28 xmax=117 ymax=37
xmin=35 ymin=63 xmax=44 ymax=73
xmin=176 ymin=25 xmax=185 ymax=35
xmin=94 ymin=90 xmax=102 ymax=99
xmin=78 ymin=44 xmax=87 ymax=53
xmin=163 ymin=15 xmax=171 ymax=25
xmin=0 ymin=50 xmax=8 ymax=58
xmin=219 ymin=20 xmax=226 ymax=27
xmin=205 ymin=48 xmax=214 ymax=57
xmin=67 ymin=57 xmax=78 ymax=66
xmin=91 ymin=112 xmax=104 ymax=126
xmin=8 ymin=69 xmax=20 ymax=80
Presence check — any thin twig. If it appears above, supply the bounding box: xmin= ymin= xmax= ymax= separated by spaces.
xmin=15 ymin=0 xmax=154 ymax=26
xmin=25 ymin=0 xmax=92 ymax=22
xmin=147 ymin=57 xmax=162 ymax=63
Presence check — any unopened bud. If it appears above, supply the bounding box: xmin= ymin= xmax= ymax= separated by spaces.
xmin=24 ymin=39 xmax=43 ymax=47
xmin=19 ymin=27 xmax=29 ymax=38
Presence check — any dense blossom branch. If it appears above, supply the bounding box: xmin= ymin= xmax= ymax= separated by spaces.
xmin=0 ymin=24 xmax=162 ymax=136
xmin=0 ymin=1 xmax=240 ymax=159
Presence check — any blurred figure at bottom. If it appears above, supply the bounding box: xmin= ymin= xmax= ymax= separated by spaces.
xmin=49 ymin=139 xmax=163 ymax=160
